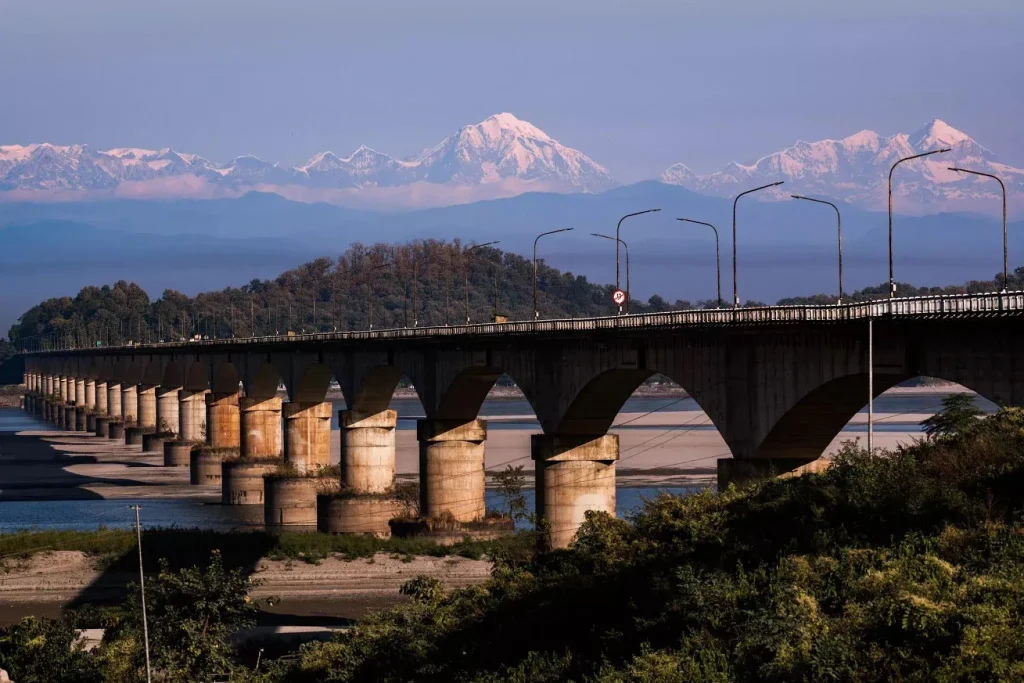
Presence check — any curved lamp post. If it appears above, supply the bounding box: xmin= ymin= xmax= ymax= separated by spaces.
xmin=615 ymin=209 xmax=660 ymax=295
xmin=533 ymin=228 xmax=574 ymax=319
xmin=949 ymin=167 xmax=1008 ymax=290
xmin=676 ymin=218 xmax=722 ymax=307
xmin=465 ymin=241 xmax=500 ymax=324
xmin=593 ymin=233 xmax=630 ymax=313
xmin=791 ymin=195 xmax=844 ymax=303
xmin=888 ymin=148 xmax=950 ymax=299
xmin=733 ymin=181 xmax=783 ymax=308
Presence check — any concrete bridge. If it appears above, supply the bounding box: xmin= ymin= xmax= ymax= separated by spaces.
xmin=18 ymin=291 xmax=1024 ymax=547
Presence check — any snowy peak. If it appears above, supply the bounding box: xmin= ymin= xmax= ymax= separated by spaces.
xmin=1 ymin=112 xmax=616 ymax=199
xmin=661 ymin=119 xmax=1022 ymax=214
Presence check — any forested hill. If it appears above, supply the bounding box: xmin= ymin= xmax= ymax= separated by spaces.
xmin=7 ymin=240 xmax=697 ymax=350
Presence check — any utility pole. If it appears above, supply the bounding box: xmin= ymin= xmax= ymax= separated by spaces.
xmin=868 ymin=317 xmax=874 ymax=453
xmin=129 ymin=505 xmax=153 ymax=683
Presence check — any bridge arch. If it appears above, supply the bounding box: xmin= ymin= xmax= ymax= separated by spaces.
xmin=245 ymin=362 xmax=282 ymax=399
xmin=290 ymin=363 xmax=333 ymax=404
xmin=210 ymin=361 xmax=240 ymax=395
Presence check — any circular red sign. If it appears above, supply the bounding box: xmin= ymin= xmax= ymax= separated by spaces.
xmin=611 ymin=289 xmax=627 ymax=305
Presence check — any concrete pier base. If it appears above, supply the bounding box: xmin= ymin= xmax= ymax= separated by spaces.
xmin=240 ymin=396 xmax=283 ymax=459
xmin=64 ymin=406 xmax=75 ymax=430
xmin=222 ymin=459 xmax=279 ymax=505
xmin=284 ymin=402 xmax=332 ymax=473
xmin=142 ymin=432 xmax=170 ymax=453
xmin=95 ymin=417 xmax=111 ymax=438
xmin=108 ymin=422 xmax=125 ymax=440
xmin=125 ymin=427 xmax=144 ymax=446
xmin=86 ymin=413 xmax=97 ymax=433
xmin=164 ymin=442 xmax=192 ymax=467
xmin=190 ymin=448 xmax=231 ymax=486
xmin=206 ymin=393 xmax=240 ymax=448
xmin=417 ymin=419 xmax=487 ymax=523
xmin=318 ymin=495 xmax=405 ymax=537
xmin=264 ymin=476 xmax=319 ymax=529
xmin=340 ymin=409 xmax=397 ymax=492
xmin=156 ymin=386 xmax=181 ymax=436
xmin=178 ymin=390 xmax=208 ymax=442
xmin=532 ymin=434 xmax=619 ymax=550
xmin=716 ymin=458 xmax=818 ymax=490
xmin=74 ymin=407 xmax=87 ymax=432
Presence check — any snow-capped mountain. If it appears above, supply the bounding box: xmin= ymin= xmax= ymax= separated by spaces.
xmin=0 ymin=113 xmax=616 ymax=203
xmin=661 ymin=119 xmax=1024 ymax=214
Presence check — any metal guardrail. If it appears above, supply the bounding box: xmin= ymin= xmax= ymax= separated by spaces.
xmin=27 ymin=291 xmax=1024 ymax=356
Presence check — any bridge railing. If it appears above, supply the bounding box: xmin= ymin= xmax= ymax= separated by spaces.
xmin=25 ymin=290 xmax=1024 ymax=355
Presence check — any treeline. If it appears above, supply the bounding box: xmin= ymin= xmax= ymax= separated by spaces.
xmin=7 ymin=240 xmax=698 ymax=351
xmin=777 ymin=266 xmax=1024 ymax=305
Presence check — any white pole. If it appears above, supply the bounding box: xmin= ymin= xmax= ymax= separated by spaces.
xmin=868 ymin=317 xmax=874 ymax=453
xmin=131 ymin=505 xmax=153 ymax=683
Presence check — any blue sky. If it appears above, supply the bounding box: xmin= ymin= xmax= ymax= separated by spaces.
xmin=2 ymin=0 xmax=1021 ymax=182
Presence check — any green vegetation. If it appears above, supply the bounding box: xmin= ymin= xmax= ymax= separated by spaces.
xmin=7 ymin=241 xmax=695 ymax=351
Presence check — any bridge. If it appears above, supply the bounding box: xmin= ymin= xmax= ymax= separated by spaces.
xmin=18 ymin=291 xmax=1024 ymax=547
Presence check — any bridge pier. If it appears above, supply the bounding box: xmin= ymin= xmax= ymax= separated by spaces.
xmin=95 ymin=381 xmax=108 ymax=415
xmin=178 ymin=390 xmax=208 ymax=442
xmin=156 ymin=386 xmax=181 ymax=435
xmin=84 ymin=380 xmax=96 ymax=410
xmin=417 ymin=419 xmax=487 ymax=523
xmin=137 ymin=384 xmax=157 ymax=432
xmin=283 ymin=401 xmax=331 ymax=472
xmin=43 ymin=375 xmax=53 ymax=398
xmin=716 ymin=458 xmax=817 ymax=490
xmin=107 ymin=383 xmax=123 ymax=422
xmin=532 ymin=434 xmax=618 ymax=550
xmin=75 ymin=378 xmax=85 ymax=407
xmin=206 ymin=392 xmax=240 ymax=448
xmin=239 ymin=396 xmax=283 ymax=459
xmin=121 ymin=385 xmax=138 ymax=425
xmin=59 ymin=377 xmax=68 ymax=402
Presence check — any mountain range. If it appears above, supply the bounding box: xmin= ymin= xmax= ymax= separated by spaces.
xmin=662 ymin=119 xmax=1024 ymax=215
xmin=0 ymin=115 xmax=1020 ymax=215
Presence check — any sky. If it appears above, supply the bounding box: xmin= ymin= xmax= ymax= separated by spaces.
xmin=1 ymin=0 xmax=1022 ymax=183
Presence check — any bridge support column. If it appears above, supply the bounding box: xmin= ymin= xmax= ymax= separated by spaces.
xmin=206 ymin=392 xmax=240 ymax=448
xmin=156 ymin=386 xmax=181 ymax=435
xmin=84 ymin=380 xmax=96 ymax=410
xmin=44 ymin=375 xmax=53 ymax=397
xmin=75 ymin=378 xmax=85 ymax=407
xmin=178 ymin=390 xmax=209 ymax=442
xmin=137 ymin=385 xmax=157 ymax=432
xmin=716 ymin=458 xmax=817 ymax=490
xmin=95 ymin=381 xmax=108 ymax=415
xmin=532 ymin=434 xmax=618 ymax=550
xmin=283 ymin=401 xmax=331 ymax=472
xmin=58 ymin=377 xmax=68 ymax=403
xmin=107 ymin=383 xmax=123 ymax=421
xmin=121 ymin=385 xmax=138 ymax=425
xmin=320 ymin=409 xmax=402 ymax=535
xmin=417 ymin=419 xmax=487 ymax=522
xmin=240 ymin=396 xmax=283 ymax=459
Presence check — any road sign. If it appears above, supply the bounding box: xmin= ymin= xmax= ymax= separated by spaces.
xmin=611 ymin=289 xmax=627 ymax=306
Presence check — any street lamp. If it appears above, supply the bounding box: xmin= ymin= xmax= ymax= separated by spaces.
xmin=676 ymin=218 xmax=721 ymax=307
xmin=791 ymin=195 xmax=844 ymax=303
xmin=465 ymin=241 xmax=500 ymax=324
xmin=949 ymin=167 xmax=1008 ymax=290
xmin=533 ymin=227 xmax=574 ymax=320
xmin=733 ymin=181 xmax=783 ymax=308
xmin=888 ymin=148 xmax=950 ymax=299
xmin=593 ymin=233 xmax=630 ymax=313
xmin=615 ymin=209 xmax=660 ymax=293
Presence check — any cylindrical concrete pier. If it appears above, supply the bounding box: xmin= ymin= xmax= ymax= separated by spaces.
xmin=221 ymin=459 xmax=278 ymax=505
xmin=417 ymin=419 xmax=487 ymax=522
xmin=84 ymin=380 xmax=96 ymax=409
xmin=86 ymin=413 xmax=97 ymax=433
xmin=75 ymin=406 xmax=87 ymax=432
xmin=240 ymin=396 xmax=283 ymax=459
xmin=121 ymin=385 xmax=137 ymax=425
xmin=264 ymin=476 xmax=319 ymax=529
xmin=317 ymin=496 xmax=405 ymax=537
xmin=59 ymin=377 xmax=69 ymax=403
xmin=164 ymin=442 xmax=192 ymax=466
xmin=95 ymin=381 xmax=108 ymax=415
xmin=108 ymin=421 xmax=125 ymax=440
xmin=206 ymin=393 xmax=240 ymax=448
xmin=532 ymin=434 xmax=619 ymax=550
xmin=75 ymin=379 xmax=85 ymax=407
xmin=108 ymin=383 xmax=123 ymax=420
xmin=137 ymin=385 xmax=157 ymax=431
xmin=284 ymin=402 xmax=332 ymax=473
xmin=142 ymin=432 xmax=170 ymax=453
xmin=125 ymin=426 xmax=144 ymax=446
xmin=64 ymin=406 xmax=76 ymax=430
xmin=156 ymin=386 xmax=181 ymax=435
xmin=340 ymin=409 xmax=397 ymax=493
xmin=178 ymin=389 xmax=208 ymax=442
xmin=95 ymin=416 xmax=111 ymax=438
xmin=190 ymin=448 xmax=230 ymax=486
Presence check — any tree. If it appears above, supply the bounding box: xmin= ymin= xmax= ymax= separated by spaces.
xmin=0 ymin=617 xmax=99 ymax=683
xmin=921 ymin=392 xmax=983 ymax=438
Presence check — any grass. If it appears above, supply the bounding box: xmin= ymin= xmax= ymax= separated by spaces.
xmin=0 ymin=527 xmax=520 ymax=570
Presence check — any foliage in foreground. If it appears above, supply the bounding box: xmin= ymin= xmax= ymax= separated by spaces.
xmin=270 ymin=406 xmax=1024 ymax=682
